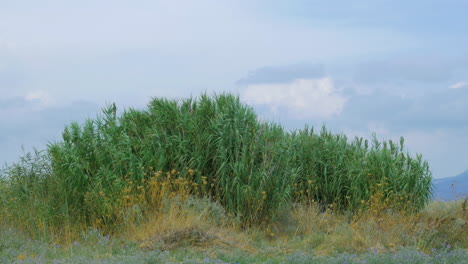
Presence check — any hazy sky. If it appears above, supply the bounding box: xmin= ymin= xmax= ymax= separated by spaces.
xmin=1 ymin=0 xmax=468 ymax=178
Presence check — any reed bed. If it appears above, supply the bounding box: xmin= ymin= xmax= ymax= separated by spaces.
xmin=0 ymin=93 xmax=433 ymax=238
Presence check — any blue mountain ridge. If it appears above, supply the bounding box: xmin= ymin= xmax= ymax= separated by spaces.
xmin=433 ymin=170 xmax=468 ymax=201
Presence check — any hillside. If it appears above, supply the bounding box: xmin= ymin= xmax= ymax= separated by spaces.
xmin=433 ymin=170 xmax=468 ymax=200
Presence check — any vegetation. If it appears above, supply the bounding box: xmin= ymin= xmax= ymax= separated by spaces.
xmin=1 ymin=93 xmax=465 ymax=263
xmin=0 ymin=197 xmax=466 ymax=263
xmin=2 ymin=226 xmax=467 ymax=264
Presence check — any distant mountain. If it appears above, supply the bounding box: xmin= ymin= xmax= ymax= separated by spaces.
xmin=433 ymin=170 xmax=468 ymax=201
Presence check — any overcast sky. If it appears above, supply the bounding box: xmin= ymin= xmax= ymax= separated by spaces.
xmin=1 ymin=0 xmax=468 ymax=178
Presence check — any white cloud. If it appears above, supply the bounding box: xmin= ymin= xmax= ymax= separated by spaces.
xmin=242 ymin=78 xmax=346 ymax=119
xmin=24 ymin=90 xmax=53 ymax=107
xmin=448 ymin=81 xmax=468 ymax=89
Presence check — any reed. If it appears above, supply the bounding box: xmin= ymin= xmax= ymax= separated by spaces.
xmin=0 ymin=93 xmax=433 ymax=237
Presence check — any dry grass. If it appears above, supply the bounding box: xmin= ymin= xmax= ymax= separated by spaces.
xmin=287 ymin=198 xmax=467 ymax=255
xmin=113 ymin=195 xmax=468 ymax=256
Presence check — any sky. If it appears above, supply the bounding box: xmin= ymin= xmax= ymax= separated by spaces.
xmin=1 ymin=0 xmax=468 ymax=179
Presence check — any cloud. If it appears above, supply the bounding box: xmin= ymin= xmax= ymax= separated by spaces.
xmin=242 ymin=78 xmax=346 ymax=119
xmin=449 ymin=81 xmax=468 ymax=89
xmin=410 ymin=87 xmax=468 ymax=129
xmin=236 ymin=63 xmax=325 ymax=85
xmin=339 ymin=85 xmax=468 ymax=134
xmin=354 ymin=57 xmax=453 ymax=85
xmin=341 ymin=91 xmax=412 ymax=123
xmin=25 ymin=90 xmax=54 ymax=107
xmin=351 ymin=55 xmax=468 ymax=99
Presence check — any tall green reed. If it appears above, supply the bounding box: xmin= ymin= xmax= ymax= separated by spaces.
xmin=0 ymin=93 xmax=433 ymax=233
